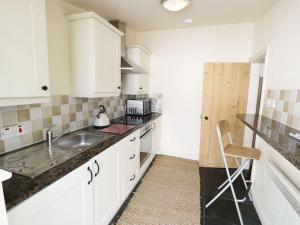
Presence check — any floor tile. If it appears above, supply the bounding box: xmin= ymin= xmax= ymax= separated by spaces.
xmin=200 ymin=167 xmax=261 ymax=225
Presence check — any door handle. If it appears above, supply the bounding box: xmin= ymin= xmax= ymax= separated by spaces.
xmin=130 ymin=137 xmax=136 ymax=142
xmin=87 ymin=166 xmax=93 ymax=185
xmin=94 ymin=160 xmax=100 ymax=177
xmin=130 ymin=154 xmax=136 ymax=160
xmin=130 ymin=174 xmax=136 ymax=181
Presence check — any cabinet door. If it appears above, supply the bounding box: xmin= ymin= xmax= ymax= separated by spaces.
xmin=152 ymin=118 xmax=161 ymax=154
xmin=0 ymin=0 xmax=49 ymax=98
xmin=8 ymin=163 xmax=93 ymax=225
xmin=139 ymin=74 xmax=150 ymax=94
xmin=121 ymin=164 xmax=139 ymax=201
xmin=93 ymin=144 xmax=121 ymax=225
xmin=95 ymin=22 xmax=121 ymax=94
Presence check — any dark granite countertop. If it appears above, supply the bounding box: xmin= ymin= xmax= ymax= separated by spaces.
xmin=2 ymin=113 xmax=162 ymax=210
xmin=237 ymin=114 xmax=300 ymax=170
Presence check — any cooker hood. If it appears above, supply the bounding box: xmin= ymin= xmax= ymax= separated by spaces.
xmin=110 ymin=20 xmax=146 ymax=74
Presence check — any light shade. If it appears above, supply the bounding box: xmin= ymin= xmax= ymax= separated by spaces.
xmin=161 ymin=0 xmax=191 ymax=12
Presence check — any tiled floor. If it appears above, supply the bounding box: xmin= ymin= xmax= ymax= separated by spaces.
xmin=200 ymin=167 xmax=262 ymax=225
xmin=111 ymin=160 xmax=261 ymax=225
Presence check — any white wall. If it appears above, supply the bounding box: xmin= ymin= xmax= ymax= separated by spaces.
xmin=252 ymin=136 xmax=300 ymax=225
xmin=46 ymin=0 xmax=85 ymax=95
xmin=252 ymin=0 xmax=300 ymax=90
xmin=137 ymin=23 xmax=254 ymax=160
xmin=251 ymin=1 xmax=300 ymax=223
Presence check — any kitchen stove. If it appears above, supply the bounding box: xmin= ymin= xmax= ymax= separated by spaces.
xmin=111 ymin=115 xmax=149 ymax=126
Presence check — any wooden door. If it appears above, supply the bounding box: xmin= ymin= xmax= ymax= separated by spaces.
xmin=199 ymin=63 xmax=250 ymax=168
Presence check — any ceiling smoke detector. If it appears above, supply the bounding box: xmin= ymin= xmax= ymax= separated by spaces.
xmin=161 ymin=0 xmax=191 ymax=12
xmin=184 ymin=18 xmax=193 ymax=24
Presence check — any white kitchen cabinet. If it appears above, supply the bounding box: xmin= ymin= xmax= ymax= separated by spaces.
xmin=121 ymin=74 xmax=150 ymax=95
xmin=152 ymin=117 xmax=162 ymax=154
xmin=8 ymin=162 xmax=94 ymax=225
xmin=118 ymin=131 xmax=140 ymax=200
xmin=93 ymin=143 xmax=121 ymax=225
xmin=6 ymin=123 xmax=161 ymax=225
xmin=127 ymin=45 xmax=151 ymax=73
xmin=67 ymin=12 xmax=123 ymax=98
xmin=122 ymin=164 xmax=139 ymax=199
xmin=121 ymin=45 xmax=151 ymax=95
xmin=0 ymin=0 xmax=50 ymax=106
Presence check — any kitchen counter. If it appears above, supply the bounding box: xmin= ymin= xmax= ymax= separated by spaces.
xmin=2 ymin=113 xmax=162 ymax=210
xmin=237 ymin=114 xmax=300 ymax=170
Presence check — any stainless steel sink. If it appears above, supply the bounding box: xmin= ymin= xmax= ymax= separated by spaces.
xmin=55 ymin=133 xmax=111 ymax=150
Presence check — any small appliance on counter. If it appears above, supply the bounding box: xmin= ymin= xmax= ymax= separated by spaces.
xmin=94 ymin=105 xmax=110 ymax=129
xmin=126 ymin=99 xmax=152 ymax=116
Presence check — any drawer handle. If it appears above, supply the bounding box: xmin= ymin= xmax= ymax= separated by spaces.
xmin=87 ymin=167 xmax=93 ymax=185
xmin=129 ymin=154 xmax=136 ymax=160
xmin=130 ymin=174 xmax=136 ymax=181
xmin=130 ymin=137 xmax=136 ymax=142
xmin=94 ymin=160 xmax=100 ymax=177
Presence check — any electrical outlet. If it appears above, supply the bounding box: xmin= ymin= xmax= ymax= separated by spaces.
xmin=16 ymin=124 xmax=25 ymax=135
xmin=0 ymin=124 xmax=27 ymax=140
xmin=0 ymin=126 xmax=16 ymax=140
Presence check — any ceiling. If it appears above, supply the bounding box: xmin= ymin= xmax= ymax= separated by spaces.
xmin=65 ymin=0 xmax=279 ymax=31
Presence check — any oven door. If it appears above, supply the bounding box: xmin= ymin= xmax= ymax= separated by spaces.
xmin=140 ymin=128 xmax=153 ymax=167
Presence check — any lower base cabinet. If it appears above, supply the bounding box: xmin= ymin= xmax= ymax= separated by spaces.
xmin=8 ymin=162 xmax=94 ymax=225
xmin=121 ymin=163 xmax=139 ymax=201
xmin=93 ymin=144 xmax=121 ymax=225
xmin=7 ymin=124 xmax=160 ymax=225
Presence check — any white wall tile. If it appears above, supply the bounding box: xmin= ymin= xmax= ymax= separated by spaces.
xmin=30 ymin=108 xmax=42 ymax=120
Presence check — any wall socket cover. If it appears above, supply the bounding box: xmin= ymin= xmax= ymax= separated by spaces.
xmin=0 ymin=124 xmax=26 ymax=140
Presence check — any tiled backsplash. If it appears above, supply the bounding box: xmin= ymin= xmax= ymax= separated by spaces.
xmin=263 ymin=89 xmax=300 ymax=130
xmin=0 ymin=94 xmax=163 ymax=153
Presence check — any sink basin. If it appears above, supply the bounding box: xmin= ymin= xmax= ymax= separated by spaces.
xmin=55 ymin=133 xmax=111 ymax=150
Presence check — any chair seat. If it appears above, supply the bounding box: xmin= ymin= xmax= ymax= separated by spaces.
xmin=224 ymin=145 xmax=261 ymax=160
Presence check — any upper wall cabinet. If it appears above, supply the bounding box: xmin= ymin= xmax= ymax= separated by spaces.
xmin=67 ymin=12 xmax=124 ymax=98
xmin=127 ymin=45 xmax=151 ymax=74
xmin=0 ymin=0 xmax=50 ymax=106
xmin=121 ymin=46 xmax=151 ymax=95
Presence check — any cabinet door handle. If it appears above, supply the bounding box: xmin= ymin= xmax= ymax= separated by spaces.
xmin=41 ymin=86 xmax=48 ymax=91
xmin=129 ymin=154 xmax=136 ymax=160
xmin=87 ymin=166 xmax=93 ymax=185
xmin=130 ymin=174 xmax=136 ymax=181
xmin=152 ymin=122 xmax=156 ymax=130
xmin=118 ymin=86 xmax=121 ymax=90
xmin=139 ymin=87 xmax=143 ymax=90
xmin=94 ymin=160 xmax=100 ymax=177
xmin=130 ymin=137 xmax=136 ymax=142
xmin=204 ymin=116 xmax=209 ymax=120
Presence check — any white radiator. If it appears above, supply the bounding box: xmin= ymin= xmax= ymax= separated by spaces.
xmin=260 ymin=162 xmax=300 ymax=225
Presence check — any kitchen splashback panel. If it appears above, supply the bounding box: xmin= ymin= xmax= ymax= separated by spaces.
xmin=0 ymin=95 xmax=126 ymax=153
xmin=263 ymin=89 xmax=300 ymax=130
xmin=0 ymin=94 xmax=163 ymax=153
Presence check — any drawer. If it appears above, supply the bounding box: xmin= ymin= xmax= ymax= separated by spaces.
xmin=124 ymin=130 xmax=140 ymax=149
xmin=119 ymin=130 xmax=140 ymax=171
xmin=122 ymin=164 xmax=139 ymax=200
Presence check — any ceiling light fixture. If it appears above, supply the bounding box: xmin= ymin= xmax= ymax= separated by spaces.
xmin=161 ymin=0 xmax=191 ymax=12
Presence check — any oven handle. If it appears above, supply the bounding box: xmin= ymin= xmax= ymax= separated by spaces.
xmin=140 ymin=128 xmax=153 ymax=139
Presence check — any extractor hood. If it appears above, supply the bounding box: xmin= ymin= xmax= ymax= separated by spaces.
xmin=110 ymin=20 xmax=146 ymax=74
